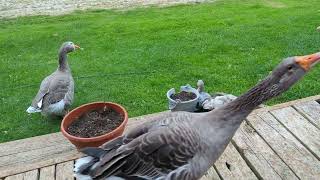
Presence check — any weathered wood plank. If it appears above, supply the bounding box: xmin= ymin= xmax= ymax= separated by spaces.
xmin=4 ymin=174 xmax=24 ymax=180
xmin=249 ymin=112 xmax=320 ymax=179
xmin=214 ymin=143 xmax=257 ymax=180
xmin=253 ymin=94 xmax=320 ymax=115
xmin=232 ymin=121 xmax=298 ymax=179
xmin=1 ymin=95 xmax=320 ymax=179
xmin=23 ymin=169 xmax=39 ymax=180
xmin=201 ymin=166 xmax=221 ymax=180
xmin=0 ymin=143 xmax=81 ymax=178
xmin=56 ymin=161 xmax=74 ymax=180
xmin=293 ymin=100 xmax=320 ymax=129
xmin=270 ymin=107 xmax=320 ymax=159
xmin=0 ymin=133 xmax=67 ymax=157
xmin=39 ymin=165 xmax=55 ymax=180
xmin=0 ymin=111 xmax=170 ymax=178
xmin=0 ymin=112 xmax=164 ymax=157
xmin=0 ymin=143 xmax=75 ymax=166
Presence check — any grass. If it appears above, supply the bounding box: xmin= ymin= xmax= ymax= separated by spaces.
xmin=0 ymin=0 xmax=319 ymax=143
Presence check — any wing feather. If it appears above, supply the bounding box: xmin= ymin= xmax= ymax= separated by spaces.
xmin=81 ymin=112 xmax=200 ymax=179
xmin=63 ymin=76 xmax=74 ymax=106
xmin=31 ymin=75 xmax=52 ymax=108
xmin=42 ymin=74 xmax=71 ymax=107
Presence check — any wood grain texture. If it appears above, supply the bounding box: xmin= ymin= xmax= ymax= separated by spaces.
xmin=250 ymin=112 xmax=320 ymax=179
xmin=1 ymin=96 xmax=320 ymax=179
xmin=0 ymin=133 xmax=66 ymax=157
xmin=4 ymin=174 xmax=23 ymax=180
xmin=39 ymin=165 xmax=55 ymax=180
xmin=201 ymin=166 xmax=221 ymax=180
xmin=214 ymin=143 xmax=258 ymax=180
xmin=56 ymin=161 xmax=74 ymax=180
xmin=270 ymin=107 xmax=320 ymax=159
xmin=0 ymin=143 xmax=81 ymax=178
xmin=253 ymin=95 xmax=320 ymax=115
xmin=23 ymin=169 xmax=39 ymax=180
xmin=293 ymin=100 xmax=320 ymax=129
xmin=232 ymin=121 xmax=298 ymax=179
xmin=0 ymin=111 xmax=170 ymax=178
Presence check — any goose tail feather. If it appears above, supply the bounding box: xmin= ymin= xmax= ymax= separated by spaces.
xmin=74 ymin=156 xmax=97 ymax=180
xmin=26 ymin=106 xmax=41 ymax=113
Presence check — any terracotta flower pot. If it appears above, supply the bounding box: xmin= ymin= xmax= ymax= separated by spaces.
xmin=61 ymin=102 xmax=128 ymax=150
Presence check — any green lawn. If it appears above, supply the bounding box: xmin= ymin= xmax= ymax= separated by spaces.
xmin=0 ymin=0 xmax=319 ymax=143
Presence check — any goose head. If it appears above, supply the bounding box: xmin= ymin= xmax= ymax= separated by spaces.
xmin=197 ymin=80 xmax=205 ymax=93
xmin=222 ymin=52 xmax=320 ymax=113
xmin=256 ymin=52 xmax=320 ymax=98
xmin=59 ymin=41 xmax=80 ymax=53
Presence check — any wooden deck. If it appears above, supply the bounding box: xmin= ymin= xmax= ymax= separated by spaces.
xmin=1 ymin=95 xmax=320 ymax=180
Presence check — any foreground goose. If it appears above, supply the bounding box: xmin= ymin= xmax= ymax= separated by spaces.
xmin=26 ymin=42 xmax=80 ymax=117
xmin=74 ymin=52 xmax=320 ymax=180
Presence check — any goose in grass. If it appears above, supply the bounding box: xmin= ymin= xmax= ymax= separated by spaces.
xmin=26 ymin=42 xmax=80 ymax=117
xmin=74 ymin=52 xmax=320 ymax=180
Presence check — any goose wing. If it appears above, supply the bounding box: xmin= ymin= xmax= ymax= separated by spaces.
xmin=63 ymin=76 xmax=74 ymax=107
xmin=31 ymin=75 xmax=52 ymax=108
xmin=78 ymin=113 xmax=200 ymax=179
xmin=41 ymin=73 xmax=73 ymax=108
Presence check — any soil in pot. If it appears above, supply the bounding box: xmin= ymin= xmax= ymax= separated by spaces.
xmin=170 ymin=91 xmax=197 ymax=101
xmin=67 ymin=107 xmax=124 ymax=138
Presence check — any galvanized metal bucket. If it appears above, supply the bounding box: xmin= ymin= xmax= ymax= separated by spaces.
xmin=167 ymin=84 xmax=200 ymax=112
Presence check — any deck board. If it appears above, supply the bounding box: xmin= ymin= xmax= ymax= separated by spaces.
xmin=253 ymin=95 xmax=320 ymax=113
xmin=214 ymin=143 xmax=258 ymax=180
xmin=201 ymin=166 xmax=221 ymax=180
xmin=232 ymin=121 xmax=298 ymax=179
xmin=4 ymin=174 xmax=23 ymax=180
xmin=0 ymin=133 xmax=67 ymax=157
xmin=251 ymin=112 xmax=320 ymax=179
xmin=23 ymin=170 xmax=39 ymax=180
xmin=293 ymin=100 xmax=320 ymax=129
xmin=56 ymin=161 xmax=74 ymax=180
xmin=39 ymin=165 xmax=55 ymax=180
xmin=270 ymin=107 xmax=320 ymax=159
xmin=0 ymin=143 xmax=80 ymax=178
xmin=1 ymin=96 xmax=320 ymax=179
xmin=0 ymin=112 xmax=170 ymax=178
xmin=4 ymin=174 xmax=24 ymax=180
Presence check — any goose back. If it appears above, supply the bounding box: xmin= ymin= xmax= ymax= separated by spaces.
xmin=75 ymin=111 xmax=240 ymax=179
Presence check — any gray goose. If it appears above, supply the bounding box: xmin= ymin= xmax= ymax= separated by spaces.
xmin=26 ymin=42 xmax=80 ymax=117
xmin=74 ymin=52 xmax=320 ymax=180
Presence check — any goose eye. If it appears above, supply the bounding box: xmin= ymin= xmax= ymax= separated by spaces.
xmin=287 ymin=65 xmax=293 ymax=70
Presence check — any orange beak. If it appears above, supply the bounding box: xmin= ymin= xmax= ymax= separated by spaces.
xmin=296 ymin=52 xmax=320 ymax=71
xmin=74 ymin=44 xmax=81 ymax=49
